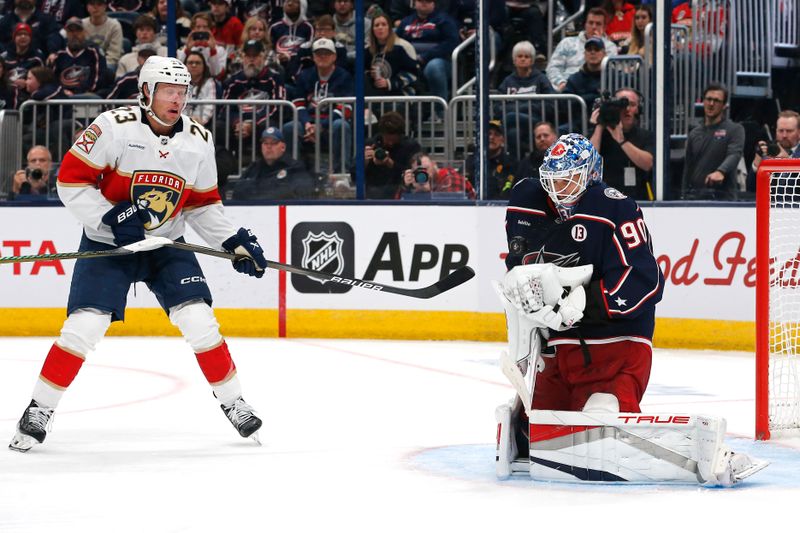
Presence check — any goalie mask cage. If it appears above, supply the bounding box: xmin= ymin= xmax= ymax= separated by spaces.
xmin=756 ymin=159 xmax=800 ymax=440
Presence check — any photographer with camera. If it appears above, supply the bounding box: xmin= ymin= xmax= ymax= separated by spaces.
xmin=365 ymin=111 xmax=421 ymax=199
xmin=750 ymin=111 xmax=800 ymax=182
xmin=589 ymin=87 xmax=654 ymax=200
xmin=9 ymin=145 xmax=55 ymax=200
xmin=682 ymin=82 xmax=745 ymax=201
xmin=397 ymin=152 xmax=475 ymax=199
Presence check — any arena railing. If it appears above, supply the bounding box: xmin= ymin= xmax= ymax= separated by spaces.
xmin=773 ymin=0 xmax=800 ymax=67
xmin=600 ymin=55 xmax=648 ymax=127
xmin=546 ymin=0 xmax=586 ymax=63
xmin=732 ymin=0 xmax=773 ymax=97
xmin=313 ymin=96 xmax=450 ymax=178
xmin=451 ymin=31 xmax=497 ymax=98
xmin=14 ymin=98 xmax=299 ymax=182
xmin=448 ymin=93 xmax=588 ymax=199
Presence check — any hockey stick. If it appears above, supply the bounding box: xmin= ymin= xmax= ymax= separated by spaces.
xmin=164 ymin=240 xmax=475 ymax=299
xmin=0 ymin=237 xmax=173 ymax=265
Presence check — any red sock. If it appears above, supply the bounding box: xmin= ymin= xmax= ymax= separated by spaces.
xmin=195 ymin=341 xmax=236 ymax=385
xmin=40 ymin=343 xmax=85 ymax=389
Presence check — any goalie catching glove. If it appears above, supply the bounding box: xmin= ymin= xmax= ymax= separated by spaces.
xmin=502 ymin=264 xmax=588 ymax=331
xmin=222 ymin=228 xmax=268 ymax=278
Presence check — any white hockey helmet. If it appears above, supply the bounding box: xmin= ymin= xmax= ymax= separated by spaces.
xmin=137 ymin=56 xmax=192 ymax=126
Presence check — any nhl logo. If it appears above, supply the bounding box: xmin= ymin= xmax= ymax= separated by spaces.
xmin=301 ymin=231 xmax=345 ymax=283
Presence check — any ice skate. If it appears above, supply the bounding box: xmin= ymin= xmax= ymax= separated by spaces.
xmin=712 ymin=447 xmax=769 ymax=486
xmin=8 ymin=400 xmax=54 ymax=453
xmin=221 ymin=397 xmax=262 ymax=444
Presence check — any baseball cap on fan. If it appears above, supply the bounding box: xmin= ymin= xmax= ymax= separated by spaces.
xmin=584 ymin=37 xmax=605 ymax=51
xmin=13 ymin=23 xmax=32 ymax=37
xmin=312 ymin=38 xmax=336 ymax=54
xmin=261 ymin=127 xmax=284 ymax=142
xmin=64 ymin=17 xmax=85 ymax=30
xmin=243 ymin=39 xmax=265 ymax=55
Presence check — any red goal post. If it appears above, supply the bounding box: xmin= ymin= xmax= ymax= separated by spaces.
xmin=756 ymin=158 xmax=800 ymax=440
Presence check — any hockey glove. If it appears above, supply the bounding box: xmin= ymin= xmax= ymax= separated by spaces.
xmin=526 ymin=285 xmax=586 ymax=331
xmin=101 ymin=201 xmax=149 ymax=247
xmin=222 ymin=227 xmax=267 ymax=278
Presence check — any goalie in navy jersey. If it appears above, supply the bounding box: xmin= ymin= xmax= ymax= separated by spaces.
xmin=504 ymin=133 xmax=664 ymax=414
xmin=9 ymin=56 xmax=268 ymax=452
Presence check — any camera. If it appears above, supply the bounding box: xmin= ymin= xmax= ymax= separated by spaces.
xmin=373 ymin=137 xmax=387 ymax=162
xmin=765 ymin=141 xmax=782 ymax=158
xmin=25 ymin=168 xmax=43 ymax=181
xmin=192 ymin=31 xmax=210 ymax=41
xmin=594 ymin=92 xmax=630 ymax=128
xmin=413 ymin=168 xmax=428 ymax=184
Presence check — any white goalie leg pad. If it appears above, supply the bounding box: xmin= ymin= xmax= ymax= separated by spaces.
xmin=527 ymin=410 xmax=768 ymax=486
xmin=496 ymin=395 xmax=530 ymax=479
xmin=169 ymin=300 xmax=223 ymax=351
xmin=57 ymin=308 xmax=112 ymax=355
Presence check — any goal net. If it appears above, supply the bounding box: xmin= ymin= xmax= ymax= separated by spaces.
xmin=756 ymin=159 xmax=800 ymax=439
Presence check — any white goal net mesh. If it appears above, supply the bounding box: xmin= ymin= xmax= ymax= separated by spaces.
xmin=768 ymin=171 xmax=800 ymax=431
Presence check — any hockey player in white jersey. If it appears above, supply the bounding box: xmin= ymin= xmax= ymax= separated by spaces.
xmin=9 ymin=56 xmax=268 ymax=452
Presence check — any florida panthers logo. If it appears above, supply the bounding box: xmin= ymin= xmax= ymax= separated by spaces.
xmin=131 ymin=171 xmax=186 ymax=229
xmin=301 ymin=231 xmax=345 ymax=284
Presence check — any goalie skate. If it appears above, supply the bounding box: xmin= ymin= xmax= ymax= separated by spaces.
xmin=221 ymin=398 xmax=262 ymax=444
xmin=8 ymin=400 xmax=54 ymax=453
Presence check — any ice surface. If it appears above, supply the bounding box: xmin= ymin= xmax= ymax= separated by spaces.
xmin=0 ymin=338 xmax=797 ymax=532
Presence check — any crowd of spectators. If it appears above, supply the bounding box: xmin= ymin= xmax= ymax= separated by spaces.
xmin=0 ymin=1 xmax=788 ymax=203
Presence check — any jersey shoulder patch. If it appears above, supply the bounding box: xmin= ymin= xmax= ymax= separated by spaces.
xmin=604 ymin=187 xmax=628 ymax=200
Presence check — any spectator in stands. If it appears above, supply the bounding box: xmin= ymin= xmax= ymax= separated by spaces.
xmin=83 ymin=0 xmax=123 ymax=74
xmin=289 ymin=15 xmax=348 ymax=84
xmin=365 ymin=12 xmax=418 ymax=97
xmin=398 ymin=151 xmax=476 ymax=199
xmin=682 ymin=82 xmax=745 ymax=201
xmin=185 ymin=51 xmax=218 ymax=126
xmin=497 ymin=40 xmax=555 ymax=158
xmin=269 ymin=0 xmax=314 ymax=69
xmin=627 ymin=4 xmax=652 ymax=59
xmin=233 ymin=127 xmax=317 ymax=200
xmin=209 ymin=0 xmax=244 ymax=51
xmin=283 ymin=38 xmax=354 ymax=173
xmin=601 ymin=0 xmax=635 ymax=51
xmin=151 ymin=0 xmax=191 ymax=46
xmin=235 ymin=0 xmax=284 ymax=25
xmin=0 ymin=0 xmax=64 ymax=56
xmin=1 ymin=23 xmax=45 ymax=93
xmin=108 ymin=47 xmax=157 ymax=99
xmin=749 ymin=110 xmax=800 ymax=190
xmin=546 ymin=6 xmax=618 ymax=91
xmin=21 ymin=67 xmax=71 ymax=157
xmin=9 ymin=145 xmax=55 ymax=199
xmin=465 ymin=119 xmax=517 ymax=199
xmin=590 ymin=87 xmax=654 ymax=200
xmin=178 ymin=12 xmax=227 ymax=78
xmin=116 ymin=15 xmax=167 ymax=78
xmin=563 ymin=37 xmax=605 ymax=110
xmin=333 ymin=0 xmax=368 ymax=64
xmin=396 ymin=0 xmax=460 ymax=115
xmin=222 ymin=39 xmax=286 ymax=142
xmin=364 ymin=111 xmax=422 ymax=199
xmin=50 ymin=17 xmax=107 ymax=96
xmin=228 ymin=15 xmax=280 ymax=80
xmin=38 ymin=0 xmax=85 ymax=26
xmin=516 ymin=120 xmax=557 ymax=179
xmin=0 ymin=58 xmax=21 ymax=110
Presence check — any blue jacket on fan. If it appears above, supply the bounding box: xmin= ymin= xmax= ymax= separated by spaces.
xmin=289 ymin=66 xmax=354 ymax=128
xmin=396 ymin=9 xmax=460 ymax=64
xmin=505 ymin=178 xmax=664 ymax=342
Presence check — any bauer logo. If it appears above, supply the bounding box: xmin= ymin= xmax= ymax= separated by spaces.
xmin=291 ymin=222 xmax=355 ymax=293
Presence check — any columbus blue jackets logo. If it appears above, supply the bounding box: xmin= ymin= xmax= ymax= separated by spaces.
xmin=291 ymin=222 xmax=355 ymax=293
xmin=522 ymin=246 xmax=581 ymax=267
xmin=60 ymin=65 xmax=90 ymax=89
xmin=131 ymin=171 xmax=186 ymax=229
xmin=604 ymin=187 xmax=627 ymax=200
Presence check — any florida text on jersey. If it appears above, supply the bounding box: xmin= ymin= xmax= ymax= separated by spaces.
xmin=57 ymin=106 xmax=236 ymax=249
xmin=505 ymin=178 xmax=665 ymax=344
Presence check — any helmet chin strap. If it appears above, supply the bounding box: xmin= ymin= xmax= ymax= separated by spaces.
xmin=145 ymin=107 xmax=176 ymax=128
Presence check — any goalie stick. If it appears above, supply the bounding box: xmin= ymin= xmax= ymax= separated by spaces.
xmin=163 ymin=240 xmax=475 ymax=299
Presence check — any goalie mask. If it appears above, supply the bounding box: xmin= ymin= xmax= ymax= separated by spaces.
xmin=539 ymin=133 xmax=602 ymax=219
xmin=137 ymin=56 xmax=192 ymax=127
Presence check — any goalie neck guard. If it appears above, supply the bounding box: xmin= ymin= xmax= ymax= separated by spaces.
xmin=539 ymin=133 xmax=602 ymax=220
xmin=137 ymin=56 xmax=192 ymax=128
